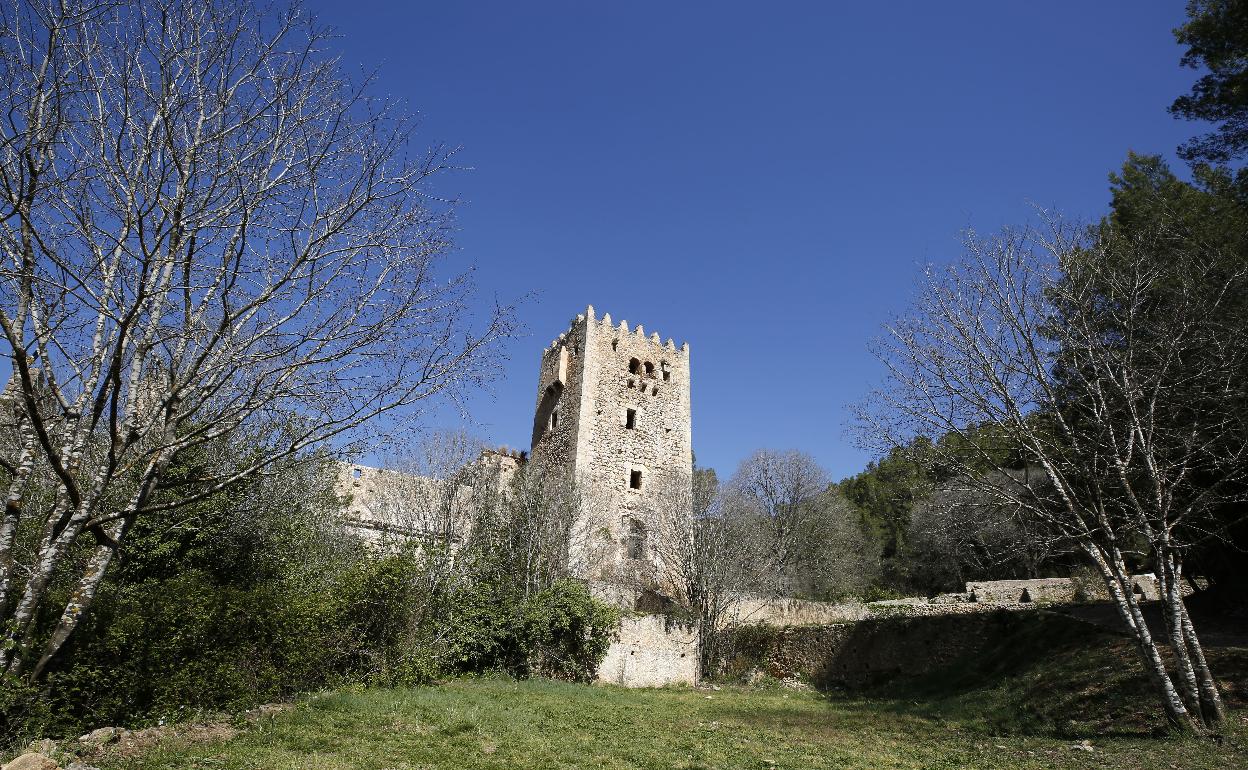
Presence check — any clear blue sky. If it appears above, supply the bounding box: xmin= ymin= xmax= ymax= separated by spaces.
xmin=311 ymin=0 xmax=1203 ymax=481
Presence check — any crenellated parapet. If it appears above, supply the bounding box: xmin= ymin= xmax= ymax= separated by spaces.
xmin=543 ymin=305 xmax=690 ymax=359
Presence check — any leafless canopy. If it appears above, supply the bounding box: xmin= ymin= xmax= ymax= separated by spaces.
xmin=859 ymin=219 xmax=1245 ymax=730
xmin=0 ymin=0 xmax=512 ymax=678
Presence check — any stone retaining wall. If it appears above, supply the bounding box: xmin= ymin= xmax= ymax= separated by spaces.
xmin=720 ymin=609 xmax=1064 ymax=689
xmin=967 ymin=575 xmax=1164 ymax=603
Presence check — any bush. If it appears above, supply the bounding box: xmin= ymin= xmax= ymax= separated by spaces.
xmin=522 ymin=580 xmax=621 ymax=682
xmin=714 ymin=623 xmax=782 ymax=683
xmin=35 ymin=572 xmax=345 ymax=732
xmin=2 ymin=453 xmax=622 ymax=745
xmin=425 ymin=578 xmax=620 ymax=683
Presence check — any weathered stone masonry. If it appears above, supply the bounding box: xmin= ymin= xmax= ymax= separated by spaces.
xmin=529 ymin=306 xmax=693 ymax=588
xmin=528 ymin=306 xmax=698 ymax=687
xmin=339 ymin=306 xmax=700 ymax=688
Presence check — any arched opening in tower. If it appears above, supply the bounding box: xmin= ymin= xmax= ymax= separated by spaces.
xmin=532 ymin=381 xmax=564 ymax=448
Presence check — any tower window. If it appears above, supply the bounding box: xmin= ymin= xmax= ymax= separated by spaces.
xmin=626 ymin=519 xmax=647 ymax=560
xmin=628 ymin=358 xmax=640 ymax=374
xmin=625 ymin=408 xmax=636 ymax=429
xmin=644 ymin=361 xmax=655 ymax=377
xmin=629 ymin=469 xmax=642 ymax=489
xmin=550 ymin=410 xmax=558 ymax=430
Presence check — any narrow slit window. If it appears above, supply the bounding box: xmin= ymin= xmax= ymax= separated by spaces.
xmin=625 ymin=409 xmax=636 ymax=429
xmin=550 ymin=410 xmax=558 ymax=430
xmin=629 ymin=469 xmax=642 ymax=489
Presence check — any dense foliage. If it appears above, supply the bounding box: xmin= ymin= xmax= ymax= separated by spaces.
xmin=0 ymin=454 xmax=619 ymax=745
xmin=1171 ymin=0 xmax=1248 ymax=165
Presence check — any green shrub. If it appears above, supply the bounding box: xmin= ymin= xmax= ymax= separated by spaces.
xmin=425 ymin=578 xmax=620 ymax=683
xmin=2 ymin=453 xmax=622 ymax=745
xmin=714 ymin=623 xmax=782 ymax=683
xmin=17 ymin=570 xmax=345 ymax=738
xmin=521 ymin=580 xmax=620 ymax=682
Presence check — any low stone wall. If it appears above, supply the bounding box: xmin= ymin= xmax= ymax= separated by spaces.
xmin=720 ymin=609 xmax=1057 ymax=690
xmin=725 ymin=594 xmax=1031 ymax=629
xmin=724 ymin=596 xmax=870 ymax=627
xmin=598 ymin=614 xmax=699 ymax=688
xmin=725 ymin=574 xmax=1171 ymax=631
xmin=967 ymin=578 xmax=1079 ymax=604
xmin=967 ymin=574 xmax=1164 ymax=604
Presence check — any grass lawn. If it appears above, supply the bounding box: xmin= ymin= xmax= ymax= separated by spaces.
xmin=89 ymin=677 xmax=1247 ymax=770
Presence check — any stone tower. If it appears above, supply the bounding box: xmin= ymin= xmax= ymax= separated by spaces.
xmin=528 ymin=305 xmax=693 ymax=598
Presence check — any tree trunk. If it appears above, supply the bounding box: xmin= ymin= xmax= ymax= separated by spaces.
xmin=0 ymin=498 xmax=79 ymax=675
xmin=1156 ymin=557 xmax=1203 ymax=718
xmin=31 ymin=516 xmax=132 ymax=679
xmin=1092 ymin=548 xmax=1196 ymax=732
xmin=0 ymin=434 xmax=36 ymax=614
xmin=1179 ymin=600 xmax=1226 ymax=727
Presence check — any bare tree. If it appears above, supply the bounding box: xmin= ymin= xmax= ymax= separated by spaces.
xmin=799 ymin=489 xmax=880 ymax=601
xmin=465 ymin=461 xmax=610 ymax=600
xmin=859 ymin=220 xmax=1245 ymax=731
xmin=648 ymin=466 xmax=768 ymax=672
xmin=726 ymin=449 xmax=831 ymax=596
xmin=370 ymin=431 xmax=490 ymax=545
xmin=645 ymin=460 xmax=878 ymax=673
xmin=905 ymin=470 xmax=1065 ymax=592
xmin=0 ymin=0 xmax=513 ymax=680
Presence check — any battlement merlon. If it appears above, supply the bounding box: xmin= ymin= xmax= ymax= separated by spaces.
xmin=542 ymin=305 xmax=691 ymax=360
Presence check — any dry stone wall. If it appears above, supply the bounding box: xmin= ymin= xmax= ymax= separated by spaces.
xmin=719 ymin=610 xmax=1079 ymax=690
xmin=722 ymin=573 xmax=1173 ymax=631
xmin=966 ymin=578 xmax=1081 ymax=604
xmin=967 ymin=575 xmax=1165 ymax=604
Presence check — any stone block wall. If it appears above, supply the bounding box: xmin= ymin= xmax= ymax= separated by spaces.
xmin=598 ymin=614 xmax=699 ymax=688
xmin=720 ymin=610 xmax=1059 ymax=690
xmin=966 ymin=578 xmax=1079 ymax=604
xmin=966 ymin=575 xmax=1167 ymax=604
xmin=723 ymin=595 xmax=871 ymax=627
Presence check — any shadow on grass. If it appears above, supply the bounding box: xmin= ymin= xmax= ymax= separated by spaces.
xmin=815 ymin=610 xmax=1246 ymax=740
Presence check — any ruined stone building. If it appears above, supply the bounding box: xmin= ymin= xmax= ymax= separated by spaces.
xmin=339 ymin=306 xmax=699 ymax=686
xmin=527 ymin=306 xmax=693 ymax=597
xmin=338 ymin=449 xmax=524 ymax=547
